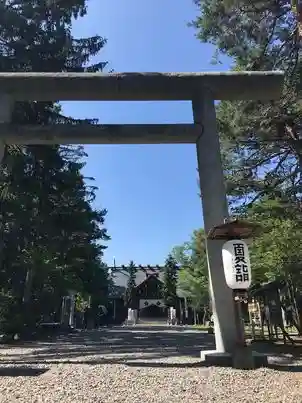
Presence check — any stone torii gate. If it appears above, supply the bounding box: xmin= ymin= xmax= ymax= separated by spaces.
xmin=0 ymin=71 xmax=283 ymax=364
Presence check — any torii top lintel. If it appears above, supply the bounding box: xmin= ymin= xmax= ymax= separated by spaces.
xmin=0 ymin=71 xmax=284 ymax=101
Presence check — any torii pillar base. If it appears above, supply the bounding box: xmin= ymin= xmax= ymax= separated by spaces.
xmin=200 ymin=348 xmax=268 ymax=369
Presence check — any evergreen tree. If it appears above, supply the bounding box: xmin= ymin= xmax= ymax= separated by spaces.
xmin=125 ymin=261 xmax=137 ymax=309
xmin=189 ymin=0 xmax=302 ymax=303
xmin=240 ymin=197 xmax=302 ymax=289
xmin=192 ymin=0 xmax=301 ymax=208
xmin=163 ymin=255 xmax=178 ymax=307
xmin=0 ymin=0 xmax=109 ymax=335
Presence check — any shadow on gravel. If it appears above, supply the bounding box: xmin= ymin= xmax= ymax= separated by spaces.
xmin=268 ymin=364 xmax=302 ymax=372
xmin=0 ymin=367 xmax=49 ymax=377
xmin=0 ymin=358 xmax=208 ymax=368
xmin=252 ymin=340 xmax=302 ymax=372
xmin=124 ymin=361 xmax=209 ymax=369
xmin=0 ymin=327 xmax=215 ymax=366
xmin=2 ymin=329 xmax=302 ymax=371
xmin=252 ymin=340 xmax=302 ymax=357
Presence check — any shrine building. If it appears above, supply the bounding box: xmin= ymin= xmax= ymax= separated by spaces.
xmin=108 ymin=265 xmax=183 ymax=322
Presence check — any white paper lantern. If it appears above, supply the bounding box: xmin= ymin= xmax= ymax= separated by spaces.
xmin=222 ymin=239 xmax=252 ymax=289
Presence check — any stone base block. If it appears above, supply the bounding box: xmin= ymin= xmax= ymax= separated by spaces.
xmin=200 ymin=350 xmax=233 ymax=367
xmin=200 ymin=348 xmax=268 ymax=369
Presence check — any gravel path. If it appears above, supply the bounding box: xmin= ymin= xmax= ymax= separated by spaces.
xmin=0 ymin=326 xmax=301 ymax=403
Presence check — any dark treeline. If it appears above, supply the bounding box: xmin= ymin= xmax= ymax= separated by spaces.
xmin=0 ymin=0 xmax=109 ymax=338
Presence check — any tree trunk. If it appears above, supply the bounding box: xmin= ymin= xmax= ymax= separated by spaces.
xmin=289 ymin=275 xmax=301 ymax=334
xmin=202 ymin=307 xmax=207 ymax=325
xmin=22 ymin=267 xmax=34 ymax=304
xmin=193 ymin=309 xmax=197 ymax=325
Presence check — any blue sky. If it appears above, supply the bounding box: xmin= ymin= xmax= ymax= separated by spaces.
xmin=61 ymin=0 xmax=230 ymax=266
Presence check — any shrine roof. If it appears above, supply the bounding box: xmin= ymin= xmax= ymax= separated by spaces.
xmin=135 ymin=274 xmax=162 ymax=289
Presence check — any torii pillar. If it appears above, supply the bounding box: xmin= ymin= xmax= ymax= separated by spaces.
xmin=192 ymin=91 xmax=236 ymax=354
xmin=0 ymin=71 xmax=284 ymax=366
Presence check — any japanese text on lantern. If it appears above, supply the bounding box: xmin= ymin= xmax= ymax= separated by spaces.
xmin=233 ymin=243 xmax=249 ymax=283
